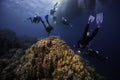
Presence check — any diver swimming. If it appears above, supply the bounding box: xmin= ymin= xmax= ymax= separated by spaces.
xmin=50 ymin=2 xmax=58 ymax=24
xmin=75 ymin=13 xmax=103 ymax=50
xmin=62 ymin=17 xmax=72 ymax=27
xmin=85 ymin=48 xmax=109 ymax=61
xmin=50 ymin=2 xmax=58 ymax=16
xmin=74 ymin=13 xmax=107 ymax=61
xmin=28 ymin=14 xmax=53 ymax=34
xmin=27 ymin=15 xmax=41 ymax=24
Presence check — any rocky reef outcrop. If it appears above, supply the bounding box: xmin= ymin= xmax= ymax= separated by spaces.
xmin=0 ymin=29 xmax=37 ymax=56
xmin=0 ymin=36 xmax=102 ymax=80
xmin=0 ymin=49 xmax=25 ymax=80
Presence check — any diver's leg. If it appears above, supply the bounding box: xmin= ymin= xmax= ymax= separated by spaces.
xmin=77 ymin=20 xmax=90 ymax=49
xmin=45 ymin=15 xmax=53 ymax=29
xmin=82 ymin=15 xmax=95 ymax=37
xmin=40 ymin=17 xmax=47 ymax=29
xmin=45 ymin=15 xmax=50 ymax=25
xmin=82 ymin=24 xmax=90 ymax=38
xmin=89 ymin=27 xmax=99 ymax=41
xmin=82 ymin=15 xmax=95 ymax=38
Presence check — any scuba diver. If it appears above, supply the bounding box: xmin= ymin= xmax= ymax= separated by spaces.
xmin=27 ymin=14 xmax=53 ymax=34
xmin=85 ymin=48 xmax=109 ymax=61
xmin=75 ymin=13 xmax=103 ymax=50
xmin=40 ymin=15 xmax=53 ymax=34
xmin=50 ymin=2 xmax=58 ymax=16
xmin=27 ymin=15 xmax=41 ymax=24
xmin=62 ymin=17 xmax=72 ymax=27
xmin=50 ymin=2 xmax=58 ymax=24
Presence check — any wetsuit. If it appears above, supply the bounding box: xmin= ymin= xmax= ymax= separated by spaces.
xmin=77 ymin=24 xmax=99 ymax=49
xmin=86 ymin=48 xmax=108 ymax=61
xmin=28 ymin=16 xmax=41 ymax=23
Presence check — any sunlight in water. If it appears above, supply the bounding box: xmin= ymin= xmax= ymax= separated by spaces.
xmin=1 ymin=0 xmax=64 ymax=16
xmin=50 ymin=0 xmax=63 ymax=4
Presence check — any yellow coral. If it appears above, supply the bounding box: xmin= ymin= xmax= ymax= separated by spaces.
xmin=16 ymin=36 xmax=100 ymax=80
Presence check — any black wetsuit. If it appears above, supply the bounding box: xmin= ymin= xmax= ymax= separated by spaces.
xmin=86 ymin=48 xmax=108 ymax=61
xmin=77 ymin=24 xmax=99 ymax=49
xmin=28 ymin=16 xmax=41 ymax=24
xmin=62 ymin=19 xmax=69 ymax=25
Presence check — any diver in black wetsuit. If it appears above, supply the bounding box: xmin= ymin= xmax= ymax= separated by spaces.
xmin=86 ymin=48 xmax=109 ymax=61
xmin=62 ymin=17 xmax=72 ymax=27
xmin=28 ymin=15 xmax=41 ymax=24
xmin=28 ymin=14 xmax=53 ymax=34
xmin=76 ymin=13 xmax=103 ymax=50
xmin=76 ymin=23 xmax=99 ymax=49
xmin=40 ymin=15 xmax=53 ymax=34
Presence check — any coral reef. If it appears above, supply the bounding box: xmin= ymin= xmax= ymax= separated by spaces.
xmin=0 ymin=49 xmax=25 ymax=80
xmin=15 ymin=36 xmax=101 ymax=80
xmin=0 ymin=29 xmax=37 ymax=80
xmin=0 ymin=28 xmax=37 ymax=56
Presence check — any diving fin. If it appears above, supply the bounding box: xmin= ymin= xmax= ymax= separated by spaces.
xmin=96 ymin=13 xmax=103 ymax=26
xmin=88 ymin=15 xmax=95 ymax=23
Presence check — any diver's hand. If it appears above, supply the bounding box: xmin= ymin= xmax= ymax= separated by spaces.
xmin=96 ymin=13 xmax=103 ymax=27
xmin=88 ymin=15 xmax=95 ymax=23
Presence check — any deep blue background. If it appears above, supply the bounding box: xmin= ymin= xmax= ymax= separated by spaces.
xmin=0 ymin=0 xmax=120 ymax=80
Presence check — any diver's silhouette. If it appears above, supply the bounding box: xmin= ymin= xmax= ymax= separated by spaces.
xmin=86 ymin=48 xmax=109 ymax=61
xmin=40 ymin=15 xmax=53 ymax=34
xmin=50 ymin=2 xmax=58 ymax=16
xmin=28 ymin=14 xmax=53 ymax=34
xmin=76 ymin=13 xmax=103 ymax=50
xmin=62 ymin=17 xmax=72 ymax=27
xmin=50 ymin=2 xmax=58 ymax=24
xmin=28 ymin=15 xmax=41 ymax=24
xmin=76 ymin=23 xmax=99 ymax=49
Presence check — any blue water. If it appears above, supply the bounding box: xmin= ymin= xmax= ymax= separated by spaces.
xmin=0 ymin=0 xmax=120 ymax=80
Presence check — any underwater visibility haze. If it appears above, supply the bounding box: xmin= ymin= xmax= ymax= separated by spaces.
xmin=0 ymin=0 xmax=120 ymax=80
